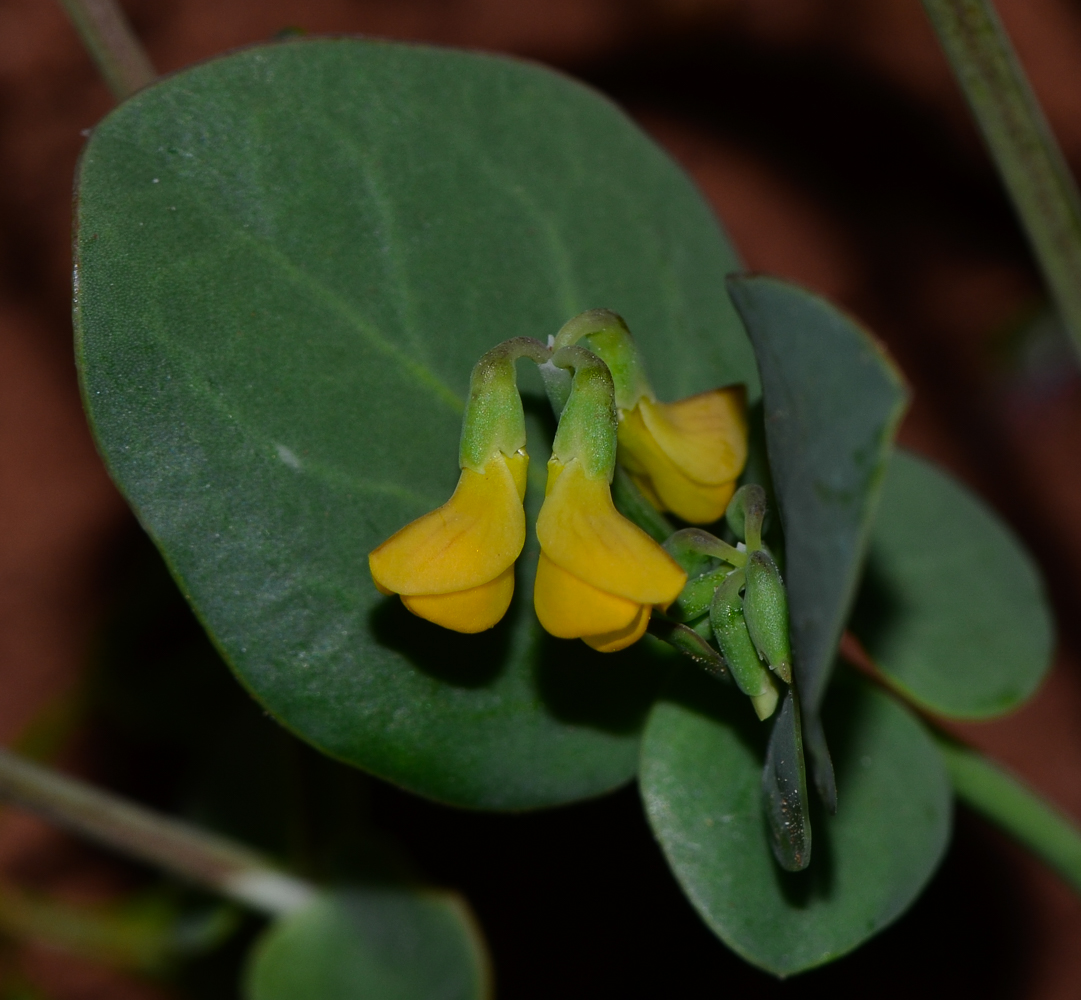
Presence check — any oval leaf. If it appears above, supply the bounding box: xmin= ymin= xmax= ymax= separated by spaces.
xmin=74 ymin=39 xmax=759 ymax=809
xmin=726 ymin=275 xmax=909 ymax=806
xmin=244 ymin=888 xmax=490 ymax=1000
xmin=852 ymin=449 xmax=1054 ymax=718
xmin=640 ymin=670 xmax=951 ymax=975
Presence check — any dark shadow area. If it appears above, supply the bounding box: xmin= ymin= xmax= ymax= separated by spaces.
xmin=577 ymin=32 xmax=1026 ymax=266
xmin=531 ymin=630 xmax=664 ymax=734
xmin=370 ymin=775 xmax=1031 ymax=999
xmin=368 ymin=590 xmax=512 ymax=688
xmin=848 ymin=552 xmax=905 ymax=655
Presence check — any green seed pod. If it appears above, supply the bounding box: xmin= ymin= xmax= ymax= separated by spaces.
xmin=742 ymin=548 xmax=792 ymax=683
xmin=709 ymin=571 xmax=777 ymax=718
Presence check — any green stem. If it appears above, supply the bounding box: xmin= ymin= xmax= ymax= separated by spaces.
xmin=934 ymin=736 xmax=1081 ymax=894
xmin=0 ymin=748 xmax=314 ymax=916
xmin=921 ymin=0 xmax=1081 ymax=358
xmin=58 ymin=0 xmax=155 ymax=100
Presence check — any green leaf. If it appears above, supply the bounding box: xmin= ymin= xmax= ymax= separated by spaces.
xmin=726 ymin=276 xmax=908 ymax=803
xmin=639 ymin=670 xmax=951 ymax=976
xmin=761 ymin=688 xmax=811 ymax=871
xmin=74 ymin=39 xmax=758 ymax=809
xmin=244 ymin=888 xmax=490 ymax=1000
xmin=853 ymin=449 xmax=1054 ymax=719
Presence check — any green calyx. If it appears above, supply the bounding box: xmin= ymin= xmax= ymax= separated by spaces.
xmin=458 ymin=337 xmax=550 ymax=472
xmin=551 ymin=309 xmax=653 ymax=412
xmin=548 ymin=345 xmax=618 ymax=480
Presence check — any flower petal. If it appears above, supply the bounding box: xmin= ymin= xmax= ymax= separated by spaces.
xmin=645 ymin=462 xmax=735 ymax=525
xmin=618 ymin=405 xmax=737 ymax=524
xmin=369 ymin=455 xmax=525 ymax=595
xmin=536 ymin=460 xmax=686 ymax=606
xmin=401 ymin=565 xmax=515 ymax=633
xmin=638 ymin=388 xmax=747 ymax=485
xmin=583 ymin=603 xmax=651 ymax=653
xmin=534 ymin=552 xmax=641 ymax=638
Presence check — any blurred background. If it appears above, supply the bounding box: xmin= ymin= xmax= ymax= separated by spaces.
xmin=2 ymin=0 xmax=1081 ymax=996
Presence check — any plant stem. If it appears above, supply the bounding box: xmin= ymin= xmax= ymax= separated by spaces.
xmin=921 ymin=0 xmax=1081 ymax=359
xmin=58 ymin=0 xmax=155 ymax=100
xmin=0 ymin=748 xmax=315 ymax=917
xmin=934 ymin=736 xmax=1081 ymax=894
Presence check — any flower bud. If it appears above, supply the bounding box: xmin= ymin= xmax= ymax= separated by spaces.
xmin=725 ymin=483 xmax=767 ymax=549
xmin=709 ymin=570 xmax=779 ymax=720
xmin=742 ymin=548 xmax=793 ymax=683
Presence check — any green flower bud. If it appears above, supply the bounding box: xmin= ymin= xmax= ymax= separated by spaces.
xmin=663 ymin=527 xmax=745 ymax=577
xmin=726 ymin=483 xmax=767 ymax=550
xmin=709 ymin=570 xmax=778 ymax=719
xmin=664 ymin=528 xmax=747 ymax=622
xmin=670 ymin=564 xmax=729 ymax=623
xmin=459 ymin=337 xmax=551 ymax=472
xmin=742 ymin=549 xmax=793 ymax=683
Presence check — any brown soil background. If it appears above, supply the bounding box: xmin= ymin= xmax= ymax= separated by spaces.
xmin=2 ymin=0 xmax=1081 ymax=996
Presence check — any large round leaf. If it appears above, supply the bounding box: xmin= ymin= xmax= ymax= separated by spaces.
xmin=74 ymin=39 xmax=758 ymax=809
xmin=853 ymin=450 xmax=1054 ymax=719
xmin=640 ymin=670 xmax=951 ymax=975
xmin=244 ymin=888 xmax=490 ymax=1000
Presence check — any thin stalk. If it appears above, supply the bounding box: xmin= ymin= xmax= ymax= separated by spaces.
xmin=935 ymin=737 xmax=1081 ymax=894
xmin=0 ymin=748 xmax=315 ymax=917
xmin=58 ymin=0 xmax=155 ymax=100
xmin=921 ymin=0 xmax=1081 ymax=359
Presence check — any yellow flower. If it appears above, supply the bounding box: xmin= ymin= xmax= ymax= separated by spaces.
xmin=534 ymin=458 xmax=687 ymax=652
xmin=617 ymin=386 xmax=747 ymax=524
xmin=369 ymin=450 xmax=528 ymax=633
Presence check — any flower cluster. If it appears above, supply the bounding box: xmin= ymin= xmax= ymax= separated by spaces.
xmin=369 ymin=312 xmax=751 ymax=656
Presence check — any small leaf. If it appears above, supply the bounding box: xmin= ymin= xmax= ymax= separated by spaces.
xmin=244 ymin=888 xmax=490 ymax=1000
xmin=727 ymin=276 xmax=908 ymax=801
xmin=639 ymin=670 xmax=950 ymax=976
xmin=762 ymin=688 xmax=811 ymax=871
xmin=853 ymin=449 xmax=1054 ymax=718
xmin=75 ymin=39 xmax=758 ymax=809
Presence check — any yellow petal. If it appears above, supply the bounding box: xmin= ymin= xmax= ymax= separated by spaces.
xmin=647 ymin=464 xmax=735 ymax=525
xmin=401 ymin=565 xmax=514 ymax=633
xmin=504 ymin=448 xmax=529 ymax=501
xmin=537 ymin=459 xmax=686 ymax=606
xmin=618 ymin=406 xmax=737 ymax=524
xmin=369 ymin=455 xmax=525 ymax=596
xmin=534 ymin=552 xmax=640 ymax=638
xmin=583 ymin=603 xmax=651 ymax=653
xmin=639 ymin=388 xmax=747 ymax=486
